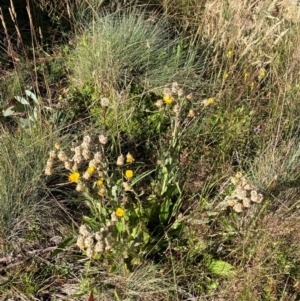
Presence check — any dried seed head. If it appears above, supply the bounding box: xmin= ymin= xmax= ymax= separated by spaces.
xmin=250 ymin=190 xmax=263 ymax=203
xmin=241 ymin=180 xmax=252 ymax=190
xmin=173 ymin=104 xmax=180 ymax=117
xmin=171 ymin=81 xmax=179 ymax=93
xmin=86 ymin=248 xmax=94 ymax=258
xmin=98 ymin=187 xmax=106 ymax=197
xmin=104 ymin=238 xmax=111 ymax=251
xmin=116 ymin=154 xmax=125 ymax=166
xmin=84 ymin=236 xmax=95 ymax=249
xmin=163 ymin=87 xmax=171 ymax=95
xmin=76 ymin=181 xmax=85 ymax=192
xmin=93 ymin=152 xmax=103 ymax=163
xmin=57 ymin=150 xmax=68 ymax=162
xmin=89 ymin=159 xmax=98 ymax=169
xmin=49 ymin=150 xmax=57 ymax=159
xmin=186 ymin=93 xmax=193 ymax=100
xmin=122 ymin=182 xmax=132 ymax=191
xmin=233 ymin=203 xmax=243 ymax=213
xmin=235 ymin=186 xmax=247 ymax=200
xmin=64 ymin=160 xmax=73 ymax=170
xmin=101 ymin=97 xmax=110 ymax=108
xmin=73 ymin=154 xmax=83 ymax=164
xmin=177 ymin=88 xmax=184 ymax=97
xmin=83 ymin=135 xmax=91 ymax=144
xmin=99 ymin=135 xmax=108 ymax=145
xmin=83 ymin=171 xmax=92 ymax=180
xmin=82 ymin=149 xmax=92 ymax=160
xmin=76 ymin=236 xmax=85 ymax=250
xmin=243 ymin=198 xmax=251 ymax=208
xmin=74 ymin=146 xmax=82 ymax=156
xmin=79 ymin=224 xmax=91 ymax=237
xmin=226 ymin=198 xmax=238 ymax=207
xmin=154 ymin=99 xmax=164 ymax=108
xmin=95 ymin=241 xmax=105 ymax=253
xmin=97 ymin=170 xmax=104 ymax=178
xmin=111 ymin=212 xmax=117 ymax=223
xmin=72 ymin=163 xmax=79 ymax=172
xmin=231 ymin=176 xmax=240 ymax=186
xmin=95 ymin=232 xmax=104 ymax=242
xmin=44 ymin=166 xmax=53 ymax=176
xmin=46 ymin=158 xmax=54 ymax=168
xmin=187 ymin=109 xmax=195 ymax=118
xmin=81 ymin=141 xmax=90 ymax=150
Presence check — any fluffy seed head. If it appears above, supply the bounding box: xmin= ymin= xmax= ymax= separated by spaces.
xmin=58 ymin=150 xmax=68 ymax=162
xmin=99 ymin=135 xmax=108 ymax=145
xmin=116 ymin=154 xmax=125 ymax=166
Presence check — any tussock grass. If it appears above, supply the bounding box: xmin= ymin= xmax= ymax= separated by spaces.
xmin=0 ymin=126 xmax=65 ymax=249
xmin=70 ymin=9 xmax=198 ymax=93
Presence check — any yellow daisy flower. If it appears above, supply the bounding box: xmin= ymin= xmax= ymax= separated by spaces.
xmin=86 ymin=166 xmax=95 ymax=174
xmin=115 ymin=207 xmax=124 ymax=217
xmin=125 ymin=170 xmax=134 ymax=179
xmin=68 ymin=172 xmax=80 ymax=183
xmin=96 ymin=179 xmax=103 ymax=186
xmin=163 ymin=94 xmax=174 ymax=104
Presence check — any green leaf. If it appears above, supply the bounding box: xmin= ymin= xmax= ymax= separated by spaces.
xmin=15 ymin=96 xmax=29 ymax=105
xmin=25 ymin=90 xmax=39 ymax=104
xmin=3 ymin=106 xmax=15 ymax=117
xmin=51 ymin=236 xmax=77 ymax=258
xmin=131 ymin=168 xmax=155 ymax=186
xmin=206 ymin=259 xmax=236 ymax=278
xmin=159 ymin=198 xmax=171 ymax=224
xmin=116 ymin=222 xmax=124 ymax=233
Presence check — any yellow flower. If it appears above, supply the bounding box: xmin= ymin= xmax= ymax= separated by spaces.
xmin=86 ymin=166 xmax=95 ymax=174
xmin=163 ymin=94 xmax=174 ymax=104
xmin=125 ymin=170 xmax=134 ymax=179
xmin=244 ymin=72 xmax=249 ymax=80
xmin=227 ymin=50 xmax=233 ymax=58
xmin=250 ymin=82 xmax=255 ymax=89
xmin=96 ymin=179 xmax=103 ymax=186
xmin=116 ymin=207 xmax=124 ymax=217
xmin=54 ymin=142 xmax=60 ymax=150
xmin=258 ymin=69 xmax=266 ymax=79
xmin=126 ymin=153 xmax=135 ymax=163
xmin=202 ymin=98 xmax=214 ymax=107
xmin=224 ymin=72 xmax=229 ymax=79
xmin=68 ymin=172 xmax=80 ymax=183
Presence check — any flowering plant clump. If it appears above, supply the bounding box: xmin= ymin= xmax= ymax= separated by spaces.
xmin=44 ymin=82 xmax=196 ymax=266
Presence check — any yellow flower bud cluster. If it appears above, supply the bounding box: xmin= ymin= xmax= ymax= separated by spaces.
xmin=76 ymin=212 xmax=118 ymax=258
xmin=221 ymin=172 xmax=264 ymax=213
